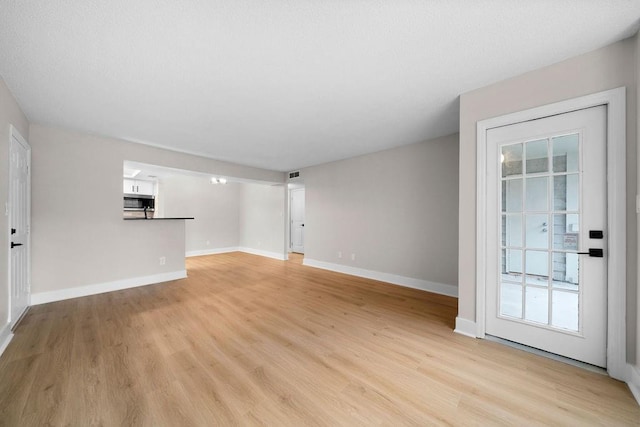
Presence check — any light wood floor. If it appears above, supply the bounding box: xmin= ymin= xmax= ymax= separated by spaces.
xmin=1 ymin=252 xmax=638 ymax=426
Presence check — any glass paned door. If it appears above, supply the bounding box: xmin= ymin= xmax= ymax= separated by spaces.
xmin=500 ymin=134 xmax=581 ymax=332
xmin=485 ymin=105 xmax=607 ymax=368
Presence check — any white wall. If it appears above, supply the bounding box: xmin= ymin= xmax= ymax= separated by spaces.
xmin=301 ymin=134 xmax=459 ymax=290
xmin=0 ymin=77 xmax=30 ymax=332
xmin=28 ymin=124 xmax=284 ymax=296
xmin=159 ymin=175 xmax=286 ymax=258
xmin=458 ymin=36 xmax=637 ymax=360
xmin=239 ymin=183 xmax=286 ymax=258
xmin=160 ymin=175 xmax=241 ymax=254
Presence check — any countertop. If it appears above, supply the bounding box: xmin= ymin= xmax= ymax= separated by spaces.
xmin=123 ymin=217 xmax=194 ymax=220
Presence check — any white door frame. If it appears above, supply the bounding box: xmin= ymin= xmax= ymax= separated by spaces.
xmin=475 ymin=87 xmax=626 ymax=380
xmin=7 ymin=125 xmax=31 ymax=327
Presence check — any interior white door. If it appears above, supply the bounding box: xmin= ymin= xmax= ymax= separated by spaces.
xmin=290 ymin=188 xmax=305 ymax=253
xmin=485 ymin=106 xmax=607 ymax=367
xmin=9 ymin=127 xmax=31 ymax=327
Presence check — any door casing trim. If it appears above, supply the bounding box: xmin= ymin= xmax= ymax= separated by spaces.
xmin=475 ymin=87 xmax=626 ymax=380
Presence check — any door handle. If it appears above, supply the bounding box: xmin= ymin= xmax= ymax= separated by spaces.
xmin=576 ymin=248 xmax=603 ymax=257
xmin=10 ymin=242 xmax=23 ymax=249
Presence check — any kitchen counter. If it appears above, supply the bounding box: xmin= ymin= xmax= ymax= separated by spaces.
xmin=123 ymin=217 xmax=194 ymax=220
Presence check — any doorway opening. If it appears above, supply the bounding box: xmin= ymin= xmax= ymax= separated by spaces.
xmin=289 ymin=184 xmax=305 ymax=255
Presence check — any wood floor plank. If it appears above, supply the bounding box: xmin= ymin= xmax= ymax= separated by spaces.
xmin=0 ymin=251 xmax=638 ymax=426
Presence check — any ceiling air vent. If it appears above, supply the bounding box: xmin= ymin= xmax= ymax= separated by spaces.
xmin=289 ymin=171 xmax=300 ymax=179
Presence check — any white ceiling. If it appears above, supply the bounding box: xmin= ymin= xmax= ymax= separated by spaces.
xmin=1 ymin=1 xmax=639 ymax=172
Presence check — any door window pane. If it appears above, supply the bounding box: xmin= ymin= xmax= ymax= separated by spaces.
xmin=552 ymin=214 xmax=579 ymax=250
xmin=525 ymin=286 xmax=549 ymax=324
xmin=553 ymin=175 xmax=567 ymax=210
xmin=525 ymin=177 xmax=548 ymax=211
xmin=502 ymin=249 xmax=523 ymax=281
xmin=526 ymin=139 xmax=549 ymax=174
xmin=525 ymin=214 xmax=549 ymax=249
xmin=552 ymin=252 xmax=579 ymax=290
xmin=525 ymin=250 xmax=548 ymax=285
xmin=502 ymin=214 xmax=522 ymax=247
xmin=552 ymin=290 xmax=578 ymax=331
xmin=554 ymin=174 xmax=579 ymax=211
xmin=565 ymin=174 xmax=579 ymax=211
xmin=502 ymin=179 xmax=523 ymax=213
xmin=502 ymin=143 xmax=523 ymax=177
xmin=501 ymin=283 xmax=523 ymax=319
xmin=552 ymin=134 xmax=579 ymax=173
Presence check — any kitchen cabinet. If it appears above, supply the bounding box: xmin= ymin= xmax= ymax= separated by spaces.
xmin=124 ymin=179 xmax=155 ymax=195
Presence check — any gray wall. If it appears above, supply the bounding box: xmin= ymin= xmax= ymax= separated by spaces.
xmin=160 ymin=175 xmax=241 ymax=253
xmin=458 ymin=36 xmax=638 ymax=360
xmin=239 ymin=183 xmax=286 ymax=256
xmin=301 ymin=134 xmax=459 ymax=287
xmin=0 ymin=77 xmax=30 ymax=328
xmin=159 ymin=175 xmax=285 ymax=257
xmin=29 ymin=124 xmax=284 ymax=294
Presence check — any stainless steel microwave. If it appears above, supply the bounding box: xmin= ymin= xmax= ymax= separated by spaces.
xmin=123 ymin=194 xmax=155 ymax=211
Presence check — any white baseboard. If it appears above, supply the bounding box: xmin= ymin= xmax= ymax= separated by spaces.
xmin=0 ymin=323 xmax=14 ymax=358
xmin=186 ymin=247 xmax=239 ymax=257
xmin=31 ymin=270 xmax=187 ymax=305
xmin=454 ymin=317 xmax=478 ymax=338
xmin=31 ymin=247 xmax=288 ymax=307
xmin=302 ymin=258 xmax=458 ymax=298
xmin=627 ymin=364 xmax=640 ymax=405
xmin=238 ymin=247 xmax=287 ymax=261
